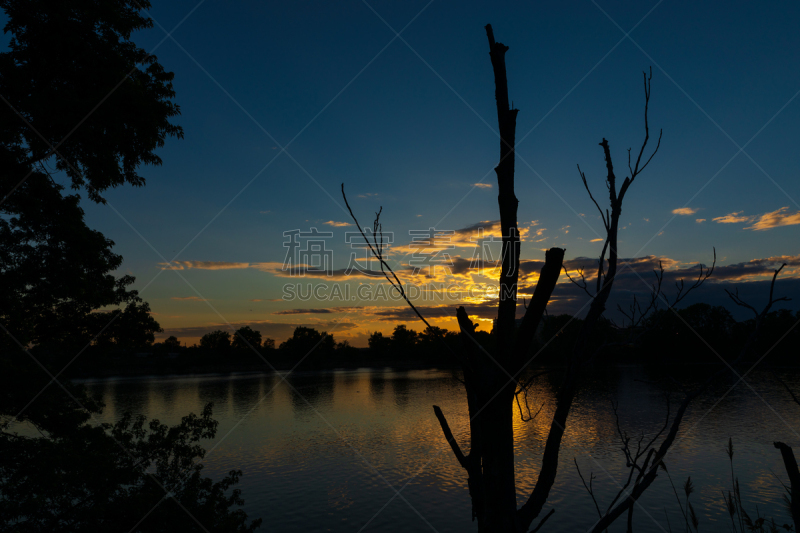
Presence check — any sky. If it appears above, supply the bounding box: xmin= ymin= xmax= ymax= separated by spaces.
xmin=66 ymin=0 xmax=800 ymax=346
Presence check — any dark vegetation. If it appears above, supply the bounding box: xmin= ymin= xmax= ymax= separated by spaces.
xmin=1 ymin=1 xmax=260 ymax=531
xmin=1 ymin=2 xmax=797 ymax=530
xmin=63 ymin=302 xmax=800 ymax=378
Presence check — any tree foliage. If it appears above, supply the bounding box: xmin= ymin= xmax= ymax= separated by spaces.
xmin=1 ymin=400 xmax=261 ymax=532
xmin=0 ymin=0 xmax=183 ymax=200
xmin=0 ymin=2 xmax=261 ymax=531
xmin=0 ymin=0 xmax=182 ymax=355
xmin=231 ymin=326 xmax=262 ymax=352
xmin=199 ymin=330 xmax=232 ymax=353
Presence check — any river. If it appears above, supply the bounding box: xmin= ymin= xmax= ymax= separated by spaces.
xmin=80 ymin=365 xmax=800 ymax=532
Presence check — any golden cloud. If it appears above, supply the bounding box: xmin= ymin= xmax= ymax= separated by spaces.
xmin=672 ymin=207 xmax=699 ymax=215
xmin=323 ymin=221 xmax=352 ymax=227
xmin=745 ymin=207 xmax=800 ymax=231
xmin=473 ymin=183 xmax=493 ymax=189
xmin=161 ymin=261 xmax=250 ymax=270
xmin=712 ymin=211 xmax=752 ymax=224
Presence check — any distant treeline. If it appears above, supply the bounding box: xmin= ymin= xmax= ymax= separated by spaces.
xmin=158 ymin=323 xmax=464 ymax=370
xmin=56 ymin=303 xmax=799 ymax=376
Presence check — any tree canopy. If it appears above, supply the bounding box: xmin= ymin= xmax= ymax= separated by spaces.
xmin=0 ymin=0 xmax=182 ymax=357
xmin=0 ymin=2 xmax=262 ymax=531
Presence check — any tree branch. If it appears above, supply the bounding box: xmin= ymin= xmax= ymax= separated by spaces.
xmin=433 ymin=405 xmax=468 ymax=469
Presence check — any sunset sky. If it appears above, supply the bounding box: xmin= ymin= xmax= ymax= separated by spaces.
xmin=71 ymin=1 xmax=800 ymax=346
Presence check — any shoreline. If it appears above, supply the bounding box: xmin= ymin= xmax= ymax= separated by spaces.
xmin=69 ymin=359 xmax=459 ymax=382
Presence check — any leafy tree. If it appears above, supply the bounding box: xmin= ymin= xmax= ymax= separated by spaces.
xmin=0 ymin=0 xmax=182 ymax=355
xmin=199 ymin=330 xmax=232 ymax=353
xmin=417 ymin=325 xmax=459 ymax=363
xmin=262 ymin=337 xmax=276 ymax=351
xmin=0 ymin=2 xmax=261 ymax=530
xmin=92 ymin=302 xmax=163 ymax=353
xmin=367 ymin=331 xmax=391 ymax=355
xmin=163 ymin=336 xmax=182 ymax=351
xmin=279 ymin=326 xmax=335 ymax=363
xmin=0 ymin=0 xmax=182 ymax=200
xmin=389 ymin=324 xmax=418 ymax=355
xmin=418 ymin=325 xmax=446 ymax=347
xmin=0 ymin=399 xmax=262 ymax=532
xmin=1 ymin=183 xmax=139 ymax=355
xmin=641 ymin=303 xmax=736 ymax=362
xmin=335 ymin=339 xmax=360 ymax=359
xmin=231 ymin=326 xmax=262 ymax=352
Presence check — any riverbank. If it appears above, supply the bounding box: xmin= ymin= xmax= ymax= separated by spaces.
xmin=68 ymin=356 xmax=458 ymax=380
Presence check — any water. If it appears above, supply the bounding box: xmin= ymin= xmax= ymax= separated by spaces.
xmin=79 ymin=366 xmax=800 ymax=532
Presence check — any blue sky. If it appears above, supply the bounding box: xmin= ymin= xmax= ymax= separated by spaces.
xmin=69 ymin=0 xmax=800 ymax=345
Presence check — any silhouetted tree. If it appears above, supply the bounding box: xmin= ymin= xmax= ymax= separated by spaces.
xmin=0 ymin=400 xmax=262 ymax=532
xmin=343 ymin=25 xmax=713 ymax=532
xmin=0 ymin=3 xmax=262 ymax=529
xmin=0 ymin=0 xmax=182 ymax=357
xmin=279 ymin=326 xmax=335 ymax=365
xmin=92 ymin=302 xmax=163 ymax=353
xmin=231 ymin=326 xmax=262 ymax=352
xmin=335 ymin=340 xmax=360 ymax=360
xmin=368 ymin=331 xmax=391 ymax=356
xmin=199 ymin=330 xmax=232 ymax=353
xmin=163 ymin=336 xmax=182 ymax=351
xmin=389 ymin=324 xmax=418 ymax=357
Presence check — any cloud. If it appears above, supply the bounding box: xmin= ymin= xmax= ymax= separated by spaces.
xmin=357 ymin=193 xmax=378 ymax=198
xmin=159 ymin=260 xmax=384 ymax=280
xmin=171 ymin=296 xmax=208 ymax=301
xmin=709 ymin=255 xmax=800 ymax=281
xmin=259 ymin=210 xmax=271 ymax=214
xmin=672 ymin=207 xmax=699 ymax=216
xmin=393 ymin=220 xmax=540 ymax=252
xmin=696 ymin=219 xmax=706 ymax=223
xmin=273 ymin=308 xmax=333 ymax=315
xmin=323 ymin=221 xmax=352 ymax=227
xmin=251 ymin=261 xmax=384 ymax=279
xmin=713 ymin=211 xmax=752 ymax=224
xmin=590 ymin=238 xmax=604 ymax=242
xmin=161 ymin=261 xmax=250 ymax=270
xmin=745 ymin=207 xmax=800 ymax=231
xmin=473 ymin=183 xmax=492 ymax=189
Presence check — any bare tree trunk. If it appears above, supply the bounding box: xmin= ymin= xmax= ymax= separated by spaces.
xmin=474 ymin=24 xmax=524 ymax=532
xmin=774 ymin=442 xmax=800 ymax=530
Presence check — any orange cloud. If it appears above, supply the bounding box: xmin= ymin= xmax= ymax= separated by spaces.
xmin=713 ymin=211 xmax=752 ymax=224
xmin=473 ymin=183 xmax=493 ymax=189
xmin=672 ymin=207 xmax=699 ymax=215
xmin=161 ymin=261 xmax=250 ymax=270
xmin=745 ymin=207 xmax=800 ymax=231
xmin=323 ymin=221 xmax=352 ymax=227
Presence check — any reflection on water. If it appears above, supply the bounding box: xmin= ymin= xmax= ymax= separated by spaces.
xmin=81 ymin=367 xmax=800 ymax=532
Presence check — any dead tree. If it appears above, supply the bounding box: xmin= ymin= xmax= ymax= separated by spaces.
xmin=574 ymin=266 xmax=790 ymax=532
xmin=725 ymin=264 xmax=799 ymax=531
xmin=343 ymin=26 xmax=691 ymax=532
